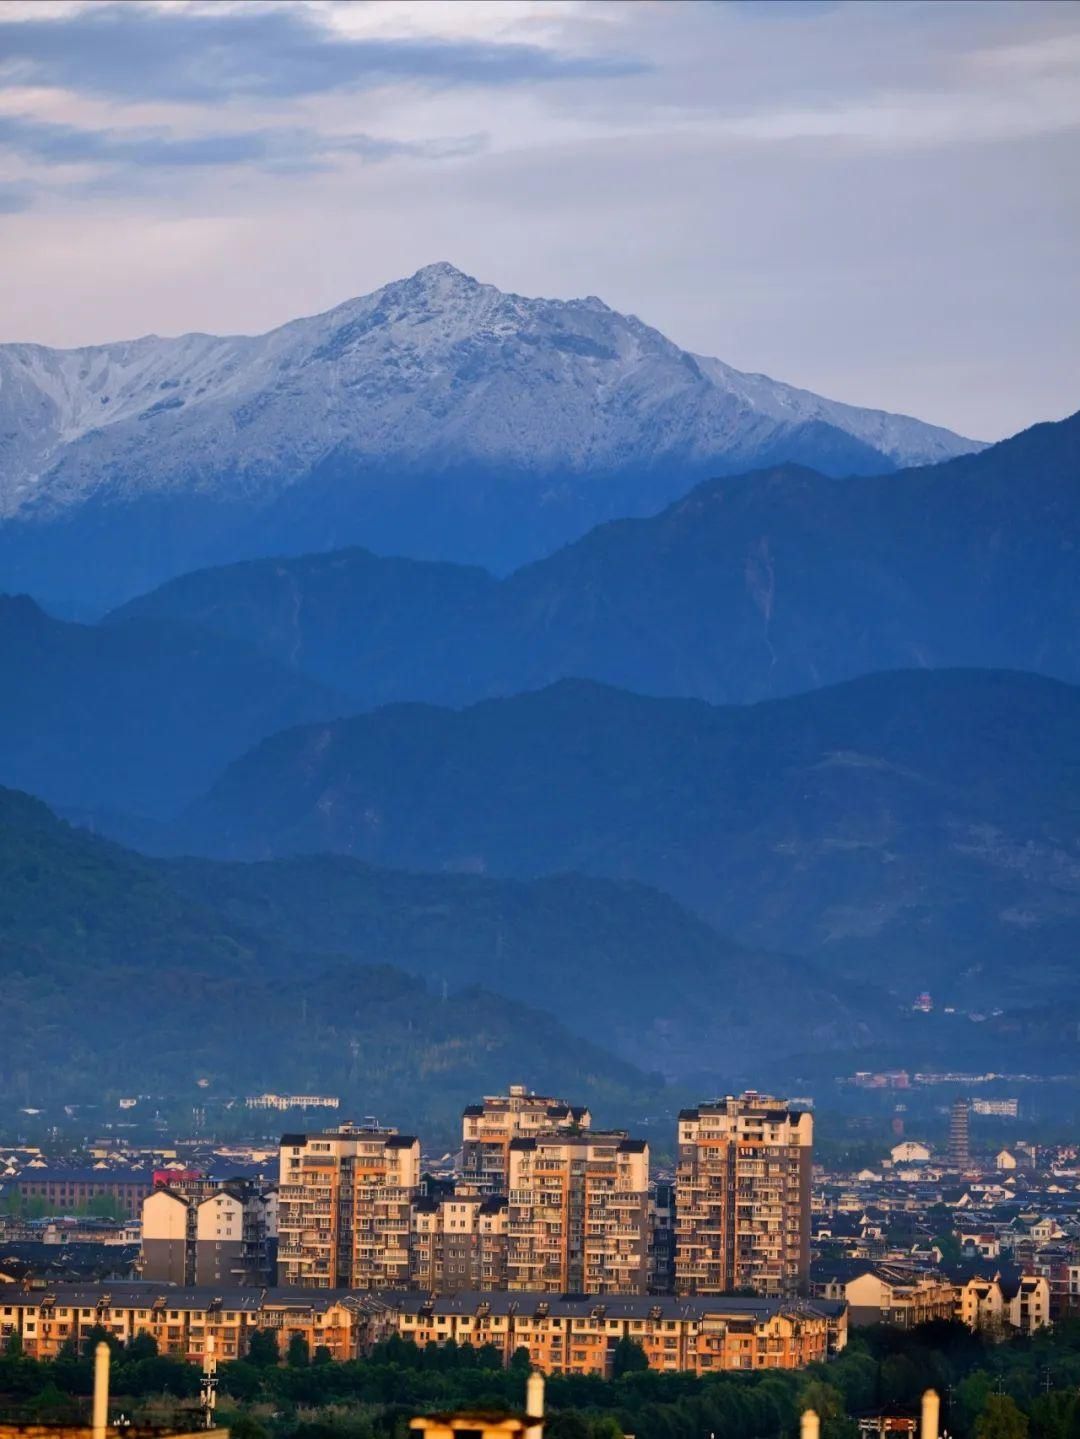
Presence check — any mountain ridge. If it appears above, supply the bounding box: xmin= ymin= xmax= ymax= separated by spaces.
xmin=110 ymin=409 xmax=1080 ymax=710
xmin=0 ymin=262 xmax=980 ymax=610
xmin=164 ymin=666 xmax=1080 ymax=1013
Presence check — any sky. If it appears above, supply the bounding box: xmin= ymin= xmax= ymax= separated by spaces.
xmin=0 ymin=0 xmax=1077 ymax=440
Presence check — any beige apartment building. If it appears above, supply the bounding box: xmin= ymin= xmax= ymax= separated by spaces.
xmin=141 ymin=1179 xmax=277 ymax=1287
xmin=278 ymin=1126 xmax=420 ymax=1289
xmin=675 ymin=1094 xmax=813 ymax=1297
xmin=412 ymin=1191 xmax=509 ymax=1292
xmin=462 ymin=1086 xmax=591 ymax=1195
xmin=506 ymin=1133 xmax=650 ymax=1295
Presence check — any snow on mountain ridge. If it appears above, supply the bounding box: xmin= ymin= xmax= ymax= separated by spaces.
xmin=0 ymin=261 xmax=980 ymax=523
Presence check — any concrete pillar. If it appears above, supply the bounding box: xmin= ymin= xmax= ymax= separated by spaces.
xmin=922 ymin=1389 xmax=940 ymax=1439
xmin=526 ymin=1370 xmax=545 ymax=1439
xmin=801 ymin=1411 xmax=821 ymax=1439
xmin=93 ymin=1341 xmax=110 ymax=1439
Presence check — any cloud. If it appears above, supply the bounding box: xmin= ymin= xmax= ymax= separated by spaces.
xmin=0 ymin=3 xmax=644 ymax=104
xmin=0 ymin=112 xmax=485 ymax=175
xmin=0 ymin=178 xmax=33 ymax=212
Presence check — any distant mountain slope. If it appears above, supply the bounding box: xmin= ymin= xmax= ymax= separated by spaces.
xmin=0 ymin=786 xmax=666 ymax=1134
xmin=112 ymin=410 xmax=1080 ymax=708
xmin=172 ymin=670 xmax=1080 ymax=1009
xmin=0 ymin=594 xmax=345 ymax=816
xmin=0 ymin=263 xmax=978 ymax=611
xmin=161 ymin=855 xmax=878 ymax=1076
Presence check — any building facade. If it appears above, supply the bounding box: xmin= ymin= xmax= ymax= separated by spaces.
xmin=462 ymin=1087 xmax=591 ymax=1195
xmin=412 ymin=1192 xmax=509 ymax=1292
xmin=675 ymin=1094 xmax=813 ymax=1297
xmin=0 ymin=1284 xmax=845 ymax=1377
xmin=506 ymin=1134 xmax=649 ymax=1295
xmin=141 ymin=1180 xmax=277 ymax=1287
xmin=394 ymin=1291 xmax=845 ymax=1375
xmin=278 ymin=1127 xmax=420 ymax=1289
xmin=12 ymin=1170 xmax=153 ymax=1219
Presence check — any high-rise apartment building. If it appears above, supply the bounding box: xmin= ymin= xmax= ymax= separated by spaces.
xmin=278 ymin=1126 xmax=420 ymax=1289
xmin=141 ymin=1178 xmax=277 ymax=1287
xmin=675 ymin=1094 xmax=812 ymax=1298
xmin=948 ymin=1098 xmax=971 ymax=1169
xmin=462 ymin=1086 xmax=591 ymax=1195
xmin=649 ymin=1180 xmax=676 ymax=1295
xmin=506 ymin=1132 xmax=650 ymax=1294
xmin=411 ymin=1190 xmax=509 ymax=1292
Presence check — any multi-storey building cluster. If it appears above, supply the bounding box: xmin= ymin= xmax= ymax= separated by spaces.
xmin=272 ymin=1088 xmax=811 ymax=1304
xmin=675 ymin=1094 xmax=813 ymax=1297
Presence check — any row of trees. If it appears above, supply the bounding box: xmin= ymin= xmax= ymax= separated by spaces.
xmin=4 ymin=1320 xmax=1080 ymax=1439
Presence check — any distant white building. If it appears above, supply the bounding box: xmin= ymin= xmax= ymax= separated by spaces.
xmin=246 ymin=1093 xmax=340 ymax=1111
xmin=890 ymin=1141 xmax=932 ymax=1164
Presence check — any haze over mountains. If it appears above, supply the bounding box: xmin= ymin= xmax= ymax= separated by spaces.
xmin=0 ymin=783 xmax=880 ymax=1124
xmin=113 ymin=410 xmax=1080 ymax=710
xmin=0 ymin=261 xmax=1077 ymax=1119
xmin=0 ymin=263 xmax=979 ymax=612
xmin=169 ymin=668 xmax=1080 ymax=1015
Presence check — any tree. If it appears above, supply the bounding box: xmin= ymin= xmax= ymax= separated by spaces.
xmin=126 ymin=1332 xmax=158 ymax=1360
xmin=611 ymin=1338 xmax=648 ymax=1378
xmin=977 ymin=1396 xmax=1029 ymax=1439
xmin=287 ymin=1333 xmax=310 ymax=1368
xmin=82 ymin=1324 xmax=120 ymax=1357
xmin=548 ymin=1415 xmax=590 ymax=1439
xmin=510 ymin=1347 xmax=532 ymax=1373
xmin=246 ymin=1329 xmax=280 ymax=1367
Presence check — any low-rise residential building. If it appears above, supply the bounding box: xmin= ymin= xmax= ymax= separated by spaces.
xmin=815 ymin=1265 xmax=957 ymax=1328
xmin=392 ymin=1291 xmax=846 ymax=1375
xmin=0 ymin=1284 xmax=846 ymax=1376
xmin=11 ymin=1169 xmax=153 ymax=1218
xmin=1 ymin=1284 xmax=396 ymax=1363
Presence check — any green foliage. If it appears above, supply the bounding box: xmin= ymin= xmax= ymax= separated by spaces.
xmin=611 ymin=1338 xmax=648 ymax=1378
xmin=4 ymin=1310 xmax=1080 ymax=1439
xmin=247 ymin=1330 xmax=281 ymax=1368
xmin=0 ymin=785 xmax=667 ymax=1139
xmin=978 ymin=1396 xmax=1030 ymax=1439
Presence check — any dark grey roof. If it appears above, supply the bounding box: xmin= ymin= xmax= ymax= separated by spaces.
xmin=383 ymin=1290 xmax=843 ymax=1323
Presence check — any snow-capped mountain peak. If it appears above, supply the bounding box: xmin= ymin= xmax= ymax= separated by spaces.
xmin=0 ymin=264 xmax=984 ymax=607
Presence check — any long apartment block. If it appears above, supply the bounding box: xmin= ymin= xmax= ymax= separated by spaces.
xmin=675 ymin=1093 xmax=813 ymax=1297
xmin=0 ymin=1285 xmax=846 ymax=1377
